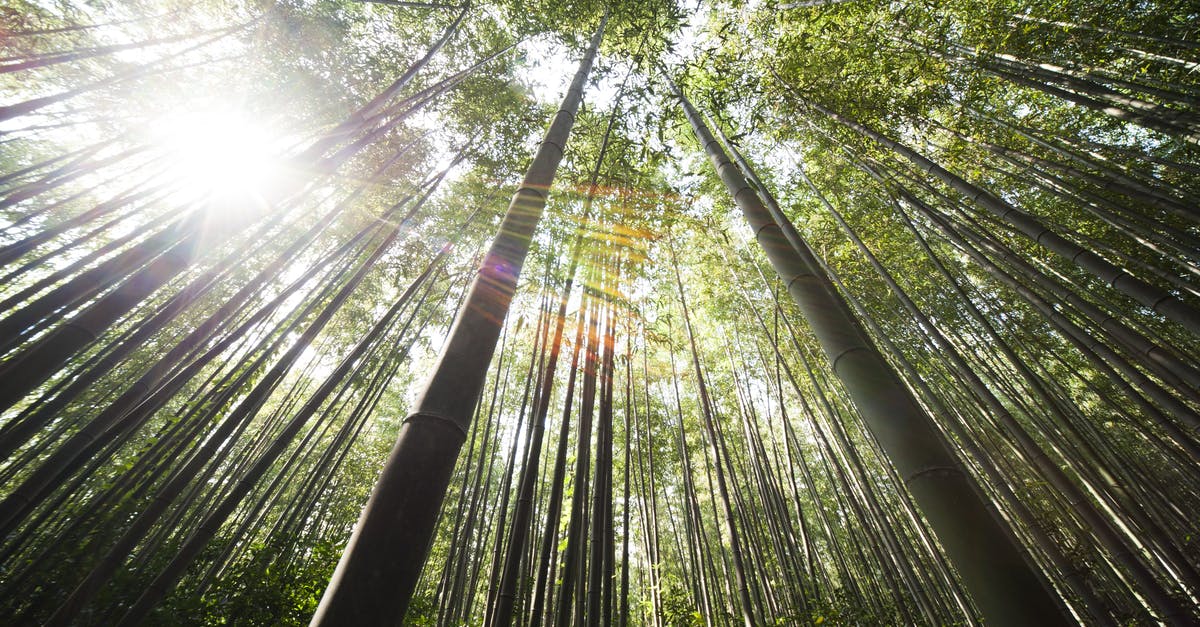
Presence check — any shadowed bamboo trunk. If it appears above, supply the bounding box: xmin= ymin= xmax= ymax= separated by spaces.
xmin=489 ymin=239 xmax=576 ymax=627
xmin=794 ymin=94 xmax=1200 ymax=338
xmin=668 ymin=76 xmax=1070 ymax=627
xmin=44 ymin=164 xmax=457 ymax=627
xmin=670 ymin=241 xmax=756 ymax=627
xmin=310 ymin=14 xmax=607 ymax=625
xmin=0 ymin=169 xmax=445 ymax=538
xmin=528 ymin=292 xmax=588 ymax=627
xmin=806 ymin=160 xmax=1197 ymax=622
xmin=490 ymin=55 xmax=634 ymax=622
xmin=555 ymin=275 xmax=601 ymax=627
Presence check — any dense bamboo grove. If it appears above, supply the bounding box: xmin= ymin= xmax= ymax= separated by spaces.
xmin=1 ymin=0 xmax=1198 ymax=624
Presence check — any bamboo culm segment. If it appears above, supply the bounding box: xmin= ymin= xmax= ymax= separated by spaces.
xmin=669 ymin=75 xmax=1071 ymax=627
xmin=310 ymin=15 xmax=608 ymax=625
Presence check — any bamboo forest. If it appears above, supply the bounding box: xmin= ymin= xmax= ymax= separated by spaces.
xmin=2 ymin=0 xmax=1199 ymax=624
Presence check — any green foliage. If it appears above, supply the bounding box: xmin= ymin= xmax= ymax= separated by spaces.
xmin=2 ymin=0 xmax=1199 ymax=624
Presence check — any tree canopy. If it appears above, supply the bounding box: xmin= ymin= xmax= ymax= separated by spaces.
xmin=1 ymin=0 xmax=1198 ymax=624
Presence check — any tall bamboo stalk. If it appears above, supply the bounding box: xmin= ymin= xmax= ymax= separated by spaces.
xmin=668 ymin=75 xmax=1069 ymax=627
xmin=310 ymin=15 xmax=607 ymax=625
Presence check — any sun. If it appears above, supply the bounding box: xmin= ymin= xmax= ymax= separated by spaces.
xmin=150 ymin=108 xmax=285 ymax=212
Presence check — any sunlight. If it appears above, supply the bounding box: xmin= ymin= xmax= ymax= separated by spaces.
xmin=149 ymin=108 xmax=284 ymax=212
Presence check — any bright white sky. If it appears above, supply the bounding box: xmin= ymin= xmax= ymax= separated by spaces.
xmin=516 ymin=4 xmax=711 ymax=108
